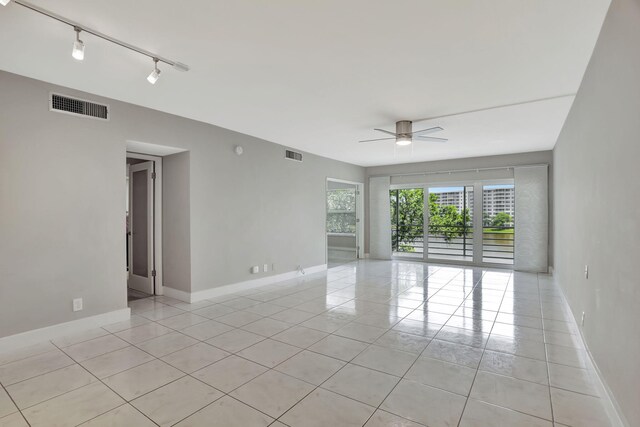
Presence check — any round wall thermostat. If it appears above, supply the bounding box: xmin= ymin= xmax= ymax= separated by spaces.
xmin=234 ymin=145 xmax=244 ymax=156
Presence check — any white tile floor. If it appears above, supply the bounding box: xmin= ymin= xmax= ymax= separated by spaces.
xmin=0 ymin=260 xmax=614 ymax=426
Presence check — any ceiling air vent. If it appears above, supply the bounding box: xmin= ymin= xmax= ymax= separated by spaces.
xmin=285 ymin=149 xmax=303 ymax=162
xmin=49 ymin=93 xmax=109 ymax=120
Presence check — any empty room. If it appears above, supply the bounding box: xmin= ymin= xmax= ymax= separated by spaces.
xmin=0 ymin=0 xmax=638 ymax=426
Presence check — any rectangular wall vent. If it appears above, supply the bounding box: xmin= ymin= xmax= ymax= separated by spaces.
xmin=50 ymin=93 xmax=109 ymax=120
xmin=285 ymin=150 xmax=303 ymax=162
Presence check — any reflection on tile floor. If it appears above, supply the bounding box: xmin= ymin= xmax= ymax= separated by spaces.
xmin=0 ymin=260 xmax=614 ymax=426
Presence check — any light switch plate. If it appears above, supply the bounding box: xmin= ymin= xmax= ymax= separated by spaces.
xmin=73 ymin=298 xmax=83 ymax=312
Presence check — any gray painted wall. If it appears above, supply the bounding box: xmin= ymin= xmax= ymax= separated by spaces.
xmin=162 ymin=152 xmax=191 ymax=293
xmin=364 ymin=151 xmax=554 ymax=264
xmin=0 ymin=71 xmax=364 ymax=337
xmin=553 ymin=0 xmax=639 ymax=424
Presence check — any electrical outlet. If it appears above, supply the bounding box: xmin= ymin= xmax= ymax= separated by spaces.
xmin=251 ymin=265 xmax=259 ymax=274
xmin=73 ymin=298 xmax=83 ymax=312
xmin=581 ymin=311 xmax=585 ymax=327
xmin=584 ymin=265 xmax=589 ymax=279
xmin=263 ymin=264 xmax=269 ymax=273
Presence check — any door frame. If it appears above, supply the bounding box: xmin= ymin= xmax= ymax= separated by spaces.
xmin=127 ymin=152 xmax=163 ymax=296
xmin=325 ymin=178 xmax=365 ymax=262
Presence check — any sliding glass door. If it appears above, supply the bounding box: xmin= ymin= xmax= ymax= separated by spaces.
xmin=426 ymin=186 xmax=474 ymax=262
xmin=389 ymin=180 xmax=515 ymax=267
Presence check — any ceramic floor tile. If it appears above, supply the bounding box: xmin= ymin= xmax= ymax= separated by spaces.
xmin=374 ymin=330 xmax=430 ymax=354
xmin=405 ymin=357 xmax=476 ymax=396
xmin=138 ymin=305 xmax=186 ymax=321
xmin=181 ymin=320 xmax=234 ymax=340
xmin=275 ymin=350 xmax=345 ymax=385
xmin=322 ymin=363 xmax=400 ymax=406
xmin=237 ymin=339 xmax=301 ymax=368
xmin=231 ymin=370 xmax=314 ymax=418
xmin=80 ymin=404 xmax=156 ymax=426
xmin=6 ymin=363 xmax=96 ymax=409
xmin=421 ymin=339 xmax=484 ymax=368
xmin=364 ymin=409 xmax=425 ymax=427
xmin=174 ymin=395 xmax=273 ymax=427
xmin=161 ymin=342 xmax=229 ymax=373
xmin=0 ymin=342 xmax=58 ymax=366
xmin=548 ymin=362 xmax=599 ymax=396
xmin=206 ymin=329 xmax=265 ymax=353
xmin=242 ymin=318 xmax=293 ymax=337
xmin=470 ymin=371 xmax=552 ymax=420
xmin=479 ymin=350 xmax=549 ymax=385
xmin=459 ymin=399 xmax=552 ymax=427
xmin=545 ymin=344 xmax=587 ymax=368
xmin=115 ymin=323 xmax=174 ymax=344
xmin=271 ymin=326 xmax=328 ymax=348
xmin=102 ymin=359 xmax=185 ymax=401
xmin=280 ymin=388 xmax=376 ymax=427
xmin=0 ymin=412 xmax=29 ymax=427
xmin=156 ymin=312 xmax=209 ymax=330
xmin=334 ymin=322 xmax=388 ymax=343
xmin=380 ymin=379 xmax=466 ymax=427
xmin=80 ymin=346 xmax=155 ymax=379
xmin=52 ymin=328 xmax=111 ymax=348
xmin=192 ymin=355 xmax=267 ymax=393
xmin=352 ymin=345 xmax=418 ymax=377
xmin=485 ymin=335 xmax=547 ymax=361
xmin=308 ymin=335 xmax=368 ymax=362
xmin=269 ymin=308 xmax=317 ymax=324
xmin=192 ymin=304 xmax=236 ymax=319
xmin=216 ymin=311 xmax=264 ymax=327
xmin=136 ymin=332 xmax=199 ymax=357
xmin=62 ymin=334 xmax=130 ymax=362
xmin=0 ymin=350 xmax=74 ymax=385
xmin=0 ymin=388 xmax=17 ymax=418
xmin=131 ymin=376 xmax=222 ymax=426
xmin=22 ymin=382 xmax=124 ymax=427
xmin=550 ymin=387 xmax=611 ymax=427
xmin=102 ymin=315 xmax=152 ymax=334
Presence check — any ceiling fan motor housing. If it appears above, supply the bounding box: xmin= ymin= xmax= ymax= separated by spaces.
xmin=396 ymin=120 xmax=413 ymax=137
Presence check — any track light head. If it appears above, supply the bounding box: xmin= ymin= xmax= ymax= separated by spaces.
xmin=72 ymin=27 xmax=84 ymax=61
xmin=147 ymin=58 xmax=161 ymax=84
xmin=0 ymin=0 xmax=11 ymax=6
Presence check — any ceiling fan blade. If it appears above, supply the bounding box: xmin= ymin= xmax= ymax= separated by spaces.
xmin=373 ymin=128 xmax=398 ymax=137
xmin=359 ymin=137 xmax=396 ymax=143
xmin=411 ymin=126 xmax=444 ymax=136
xmin=416 ymin=136 xmax=448 ymax=143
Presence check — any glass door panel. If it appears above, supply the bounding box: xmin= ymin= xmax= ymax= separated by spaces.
xmin=482 ymin=184 xmax=515 ymax=264
xmin=427 ymin=186 xmax=474 ymax=262
xmin=390 ymin=188 xmax=424 ymax=258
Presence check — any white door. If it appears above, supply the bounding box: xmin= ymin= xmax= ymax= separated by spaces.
xmin=128 ymin=161 xmax=154 ymax=294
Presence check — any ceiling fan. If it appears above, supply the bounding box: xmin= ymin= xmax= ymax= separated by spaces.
xmin=359 ymin=120 xmax=447 ymax=146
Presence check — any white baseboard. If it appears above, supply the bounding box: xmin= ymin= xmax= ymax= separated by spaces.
xmin=164 ymin=264 xmax=328 ymax=304
xmin=0 ymin=308 xmax=131 ymax=353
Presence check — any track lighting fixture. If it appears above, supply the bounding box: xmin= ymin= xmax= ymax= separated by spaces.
xmin=2 ymin=0 xmax=189 ymax=84
xmin=72 ymin=27 xmax=85 ymax=61
xmin=147 ymin=58 xmax=161 ymax=84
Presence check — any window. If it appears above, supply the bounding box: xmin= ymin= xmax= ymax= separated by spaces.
xmin=326 ymin=189 xmax=356 ymax=234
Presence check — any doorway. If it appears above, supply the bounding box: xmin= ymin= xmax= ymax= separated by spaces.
xmin=326 ymin=179 xmax=364 ymax=268
xmin=126 ymin=153 xmax=163 ymax=300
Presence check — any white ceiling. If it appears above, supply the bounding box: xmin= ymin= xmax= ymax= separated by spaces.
xmin=0 ymin=0 xmax=610 ymax=166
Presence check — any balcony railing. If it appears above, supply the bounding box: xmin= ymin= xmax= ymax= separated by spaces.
xmin=392 ymin=223 xmax=515 ymax=265
xmin=482 ymin=226 xmax=514 ymax=264
xmin=427 ymin=224 xmax=474 ymax=261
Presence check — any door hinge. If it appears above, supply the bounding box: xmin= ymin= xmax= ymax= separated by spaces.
xmin=151 ymin=172 xmax=156 ymax=180
xmin=356 ymin=218 xmax=360 ymax=223
xmin=151 ymin=269 xmax=156 ymax=277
